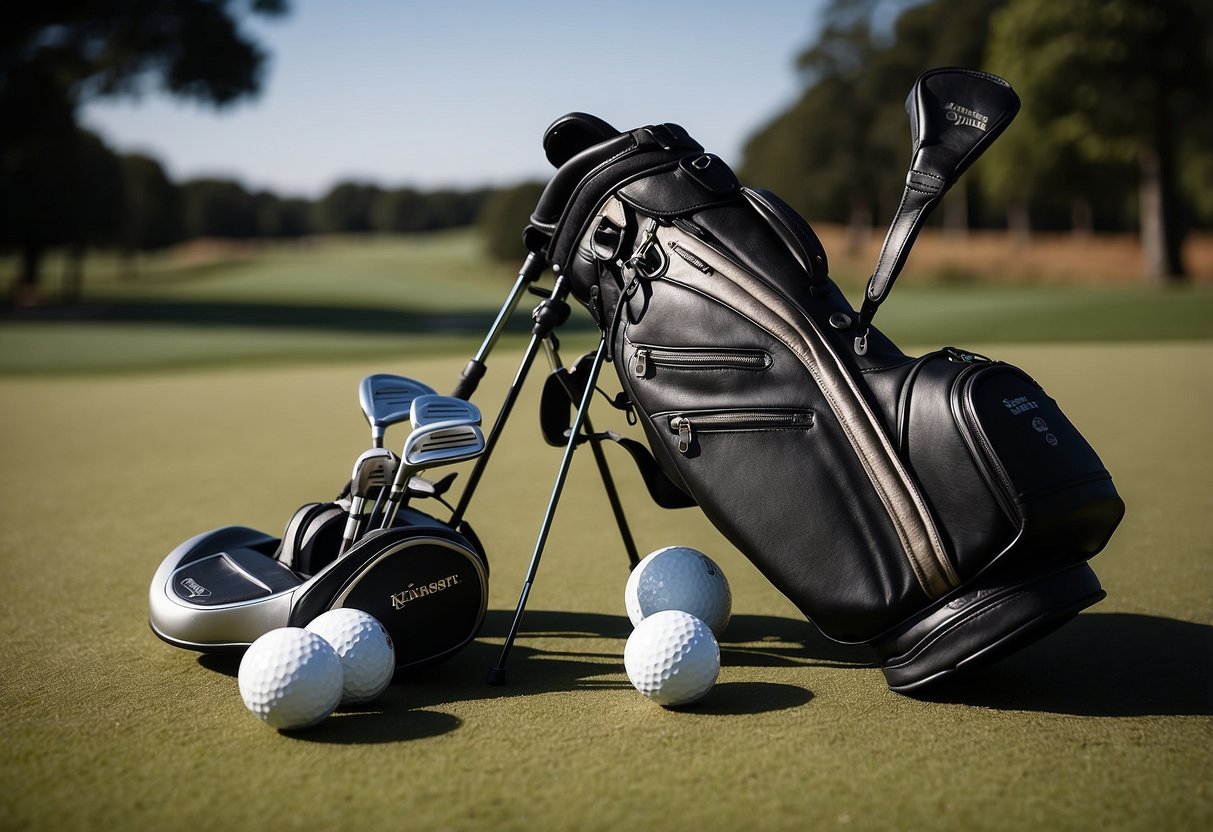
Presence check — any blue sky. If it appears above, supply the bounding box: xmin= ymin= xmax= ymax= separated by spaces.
xmin=80 ymin=0 xmax=828 ymax=197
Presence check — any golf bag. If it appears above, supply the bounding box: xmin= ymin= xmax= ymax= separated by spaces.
xmin=527 ymin=68 xmax=1125 ymax=690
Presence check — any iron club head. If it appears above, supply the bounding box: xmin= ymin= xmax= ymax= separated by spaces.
xmin=379 ymin=420 xmax=486 ymax=529
xmin=410 ymin=393 xmax=482 ymax=430
xmin=338 ymin=448 xmax=398 ymax=556
xmin=359 ymin=374 xmax=436 ymax=448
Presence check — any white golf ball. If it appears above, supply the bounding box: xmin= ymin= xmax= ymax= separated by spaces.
xmin=306 ymin=608 xmax=396 ymax=705
xmin=625 ymin=546 xmax=732 ymax=636
xmin=624 ymin=610 xmax=720 ymax=707
xmin=238 ymin=628 xmax=344 ymax=730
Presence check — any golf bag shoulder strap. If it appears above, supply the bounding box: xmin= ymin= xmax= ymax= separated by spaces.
xmin=615 ymin=152 xmax=740 ymax=217
xmin=538 ymin=355 xmax=697 ymax=510
xmin=602 ymin=431 xmax=697 ymax=509
xmin=856 ymin=68 xmax=1019 ymax=353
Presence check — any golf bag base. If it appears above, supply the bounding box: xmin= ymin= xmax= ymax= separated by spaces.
xmin=871 ymin=560 xmax=1104 ymax=692
xmin=148 ymin=505 xmax=488 ymax=671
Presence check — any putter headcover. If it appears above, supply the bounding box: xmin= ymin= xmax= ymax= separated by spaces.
xmin=149 ymin=509 xmax=488 ymax=670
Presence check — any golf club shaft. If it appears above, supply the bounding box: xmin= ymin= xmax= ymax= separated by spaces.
xmin=489 ymin=335 xmax=608 ymax=683
xmin=378 ymin=476 xmax=414 ymax=531
xmin=452 ymin=251 xmax=547 ymax=401
xmin=450 ymin=275 xmax=570 ymax=527
xmin=337 ymin=496 xmax=367 ymax=557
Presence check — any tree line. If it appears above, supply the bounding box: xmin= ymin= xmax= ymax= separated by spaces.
xmin=5 ymin=0 xmax=1210 ymax=300
xmin=92 ymin=155 xmax=492 ymax=247
xmin=740 ymin=0 xmax=1212 ymax=280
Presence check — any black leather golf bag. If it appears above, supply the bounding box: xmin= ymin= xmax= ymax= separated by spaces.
xmin=527 ymin=68 xmax=1124 ymax=691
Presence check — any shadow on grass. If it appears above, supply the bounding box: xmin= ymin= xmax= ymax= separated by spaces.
xmin=387 ymin=610 xmax=838 ymax=716
xmin=0 ymin=299 xmax=597 ymax=336
xmin=289 ymin=688 xmax=463 ymax=745
xmin=914 ymin=612 xmax=1213 ymax=716
xmin=196 ymin=610 xmax=1206 ymax=743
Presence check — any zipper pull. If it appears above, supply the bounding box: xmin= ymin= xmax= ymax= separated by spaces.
xmin=635 ymin=348 xmax=649 ymax=377
xmin=671 ymin=417 xmax=693 ymax=454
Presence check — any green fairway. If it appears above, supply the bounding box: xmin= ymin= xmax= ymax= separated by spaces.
xmin=2 ymin=231 xmax=1211 ymax=375
xmin=0 ymin=341 xmax=1209 ymax=831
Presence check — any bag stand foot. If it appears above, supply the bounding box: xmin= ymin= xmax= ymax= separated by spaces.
xmin=871 ymin=561 xmax=1105 ymax=694
xmin=489 ymin=336 xmax=610 ymax=685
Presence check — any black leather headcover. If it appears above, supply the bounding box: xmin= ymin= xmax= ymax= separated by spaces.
xmin=858 ymin=68 xmax=1019 ymax=337
xmin=906 ymin=67 xmax=1020 ymax=193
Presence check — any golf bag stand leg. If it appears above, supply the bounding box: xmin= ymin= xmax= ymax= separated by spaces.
xmin=452 ymin=251 xmax=547 ymax=401
xmin=543 ymin=339 xmax=640 ymax=569
xmin=449 ymin=274 xmax=574 ymax=527
xmin=487 ymin=335 xmax=609 ymax=685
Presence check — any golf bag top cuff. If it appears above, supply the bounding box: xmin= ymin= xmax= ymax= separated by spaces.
xmin=542 ymin=112 xmax=621 ymax=167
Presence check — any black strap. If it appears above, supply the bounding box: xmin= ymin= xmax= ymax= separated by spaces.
xmin=600 ymin=431 xmax=697 ymax=509
xmin=539 ymin=358 xmax=697 ymax=510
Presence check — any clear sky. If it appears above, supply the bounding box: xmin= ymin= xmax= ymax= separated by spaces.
xmin=79 ymin=0 xmax=827 ymax=198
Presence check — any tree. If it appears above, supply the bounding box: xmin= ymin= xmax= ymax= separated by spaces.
xmin=740 ymin=0 xmax=1006 ymax=250
xmin=987 ymin=0 xmax=1213 ymax=280
xmin=372 ymin=188 xmax=429 ymax=233
xmin=316 ymin=182 xmax=382 ymax=234
xmin=120 ymin=154 xmax=184 ymax=265
xmin=0 ymin=128 xmax=124 ymax=302
xmin=478 ymin=182 xmax=545 ymax=262
xmin=1 ymin=1 xmax=289 ymax=300
xmin=181 ymin=178 xmax=258 ymax=238
xmin=253 ymin=192 xmax=312 ymax=238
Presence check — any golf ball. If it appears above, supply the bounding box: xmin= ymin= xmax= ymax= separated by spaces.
xmin=238 ymin=627 xmax=344 ymax=730
xmin=625 ymin=610 xmax=720 ymax=706
xmin=306 ymin=608 xmax=396 ymax=705
xmin=625 ymin=546 xmax=732 ymax=636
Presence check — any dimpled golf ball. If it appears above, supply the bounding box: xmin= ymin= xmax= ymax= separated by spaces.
xmin=306 ymin=608 xmax=396 ymax=705
xmin=625 ymin=546 xmax=732 ymax=636
xmin=238 ymin=627 xmax=344 ymax=730
xmin=624 ymin=609 xmax=720 ymax=707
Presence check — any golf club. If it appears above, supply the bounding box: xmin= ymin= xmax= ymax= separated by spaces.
xmin=337 ymin=448 xmax=398 ymax=557
xmin=410 ymin=393 xmax=482 ymax=430
xmin=379 ymin=420 xmax=486 ymax=530
xmin=854 ymin=67 xmax=1019 ymax=355
xmin=360 ymin=374 xmax=436 ymax=448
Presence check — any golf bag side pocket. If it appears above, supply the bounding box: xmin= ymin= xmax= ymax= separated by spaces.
xmin=899 ymin=349 xmax=1124 ymax=580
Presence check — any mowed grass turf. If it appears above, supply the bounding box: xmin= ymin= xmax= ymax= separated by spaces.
xmin=2 ymin=230 xmax=1211 ymax=376
xmin=1 ymin=341 xmax=1210 ymax=831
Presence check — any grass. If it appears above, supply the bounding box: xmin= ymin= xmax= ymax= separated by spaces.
xmin=0 ymin=232 xmax=1209 ymax=829
xmin=0 ymin=344 xmax=1209 ymax=831
xmin=1 ymin=230 xmax=1210 ymax=376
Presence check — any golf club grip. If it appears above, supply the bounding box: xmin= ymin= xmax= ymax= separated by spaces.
xmin=452 ymin=360 xmax=485 ymax=401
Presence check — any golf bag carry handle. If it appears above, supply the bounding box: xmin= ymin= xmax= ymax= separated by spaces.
xmin=855 ymin=68 xmax=1020 ymax=354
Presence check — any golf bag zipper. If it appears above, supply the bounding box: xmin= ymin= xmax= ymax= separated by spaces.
xmin=667 ymin=221 xmax=817 ymax=325
xmin=666 ymin=410 xmax=815 ymax=455
xmin=656 ymin=226 xmax=959 ymax=596
xmin=632 ymin=344 xmax=772 ymax=378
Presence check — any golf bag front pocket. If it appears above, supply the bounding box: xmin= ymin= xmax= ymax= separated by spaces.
xmin=618 ymin=300 xmax=936 ymax=639
xmin=899 ymin=349 xmax=1124 ymax=580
